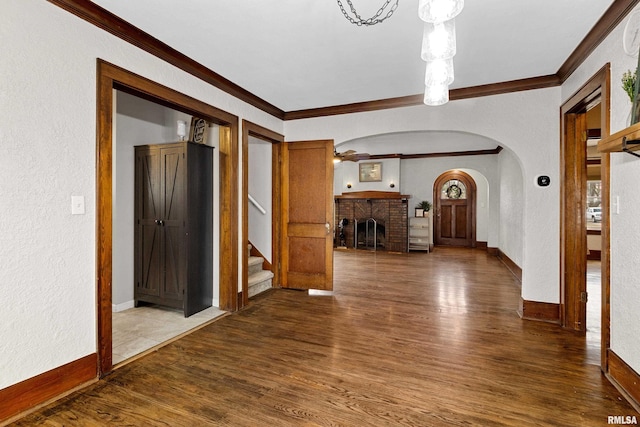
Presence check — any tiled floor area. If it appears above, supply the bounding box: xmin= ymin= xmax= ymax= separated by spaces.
xmin=112 ymin=305 xmax=226 ymax=365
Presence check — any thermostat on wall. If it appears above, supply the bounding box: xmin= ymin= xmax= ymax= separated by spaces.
xmin=536 ymin=175 xmax=551 ymax=187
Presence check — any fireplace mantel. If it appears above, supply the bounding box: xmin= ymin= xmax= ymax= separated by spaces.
xmin=335 ymin=191 xmax=411 ymax=200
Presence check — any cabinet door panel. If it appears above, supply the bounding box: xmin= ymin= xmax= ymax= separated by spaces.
xmin=162 ymin=224 xmax=184 ymax=301
xmin=137 ymin=224 xmax=160 ymax=296
xmin=135 ymin=148 xmax=161 ymax=298
xmin=161 ymin=147 xmax=185 ymax=302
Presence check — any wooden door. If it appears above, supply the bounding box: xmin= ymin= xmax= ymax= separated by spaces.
xmin=281 ymin=140 xmax=334 ymax=291
xmin=135 ymin=147 xmax=162 ymax=299
xmin=160 ymin=145 xmax=186 ymax=304
xmin=434 ymin=171 xmax=476 ymax=247
xmin=561 ymin=112 xmax=588 ymax=333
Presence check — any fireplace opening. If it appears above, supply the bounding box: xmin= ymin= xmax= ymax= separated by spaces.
xmin=355 ymin=218 xmax=386 ymax=250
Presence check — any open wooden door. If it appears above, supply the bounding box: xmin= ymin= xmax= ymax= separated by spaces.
xmin=281 ymin=140 xmax=334 ymax=291
xmin=561 ymin=112 xmax=588 ymax=333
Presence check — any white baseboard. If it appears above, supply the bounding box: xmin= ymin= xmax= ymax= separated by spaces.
xmin=112 ymin=300 xmax=135 ymax=312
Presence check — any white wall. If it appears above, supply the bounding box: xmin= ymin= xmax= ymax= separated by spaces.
xmin=400 ymin=157 xmax=498 ymax=246
xmin=498 ymin=149 xmax=524 ymax=267
xmin=336 ymin=158 xmax=400 ymax=194
xmin=287 ymin=88 xmax=559 ymax=304
xmin=562 ymin=4 xmax=640 ymax=374
xmin=248 ymin=137 xmax=272 ymax=262
xmin=0 ymin=0 xmax=282 ymax=390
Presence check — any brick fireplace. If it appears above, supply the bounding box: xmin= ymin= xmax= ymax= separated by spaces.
xmin=334 ymin=191 xmax=410 ymax=252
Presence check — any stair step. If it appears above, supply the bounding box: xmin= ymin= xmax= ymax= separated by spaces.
xmin=248 ymin=269 xmax=273 ymax=286
xmin=248 ymin=256 xmax=264 ymax=275
xmin=248 ymin=269 xmax=274 ymax=298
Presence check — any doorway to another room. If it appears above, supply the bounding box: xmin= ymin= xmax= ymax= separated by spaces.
xmin=433 ymin=170 xmax=476 ymax=247
xmin=560 ymin=65 xmax=609 ymax=368
xmin=97 ymin=60 xmax=240 ymax=376
xmin=111 ymin=90 xmax=227 ymax=365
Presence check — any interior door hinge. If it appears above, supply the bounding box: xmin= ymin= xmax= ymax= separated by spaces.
xmin=580 ymin=291 xmax=588 ymax=303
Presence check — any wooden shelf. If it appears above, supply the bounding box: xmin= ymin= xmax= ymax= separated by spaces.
xmin=597 ymin=121 xmax=640 ymax=157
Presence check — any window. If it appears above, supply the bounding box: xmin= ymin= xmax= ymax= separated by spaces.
xmin=441 ymin=179 xmax=466 ymax=199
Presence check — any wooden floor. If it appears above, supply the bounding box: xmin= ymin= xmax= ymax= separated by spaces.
xmin=12 ymin=248 xmax=638 ymax=426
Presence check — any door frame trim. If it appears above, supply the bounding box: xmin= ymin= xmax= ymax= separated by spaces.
xmin=433 ymin=170 xmax=477 ymax=247
xmin=559 ymin=63 xmax=610 ymax=369
xmin=241 ymin=120 xmax=284 ymax=308
xmin=96 ymin=59 xmax=239 ymax=376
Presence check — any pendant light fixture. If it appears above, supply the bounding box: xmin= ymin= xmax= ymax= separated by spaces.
xmin=418 ymin=0 xmax=463 ymax=106
xmin=423 ymin=82 xmax=449 ymax=106
xmin=418 ymin=0 xmax=464 ymax=23
xmin=425 ymin=58 xmax=454 ymax=86
xmin=421 ymin=20 xmax=456 ymax=62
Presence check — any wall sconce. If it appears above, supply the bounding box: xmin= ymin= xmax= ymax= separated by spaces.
xmin=177 ymin=120 xmax=187 ymax=141
xmin=347 ymin=183 xmax=352 ymax=189
xmin=389 ymin=182 xmax=395 ymax=188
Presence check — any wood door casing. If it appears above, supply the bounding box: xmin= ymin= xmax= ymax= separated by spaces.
xmin=434 ymin=170 xmax=476 ymax=247
xmin=281 ymin=140 xmax=334 ymax=291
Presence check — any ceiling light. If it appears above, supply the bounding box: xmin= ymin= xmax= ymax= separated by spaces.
xmin=425 ymin=58 xmax=454 ymax=86
xmin=419 ymin=0 xmax=463 ymax=106
xmin=421 ymin=20 xmax=456 ymax=61
xmin=418 ymin=0 xmax=464 ymax=23
xmin=424 ymin=83 xmax=449 ymax=106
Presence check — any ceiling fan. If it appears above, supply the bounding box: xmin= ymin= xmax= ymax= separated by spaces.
xmin=334 ymin=148 xmax=370 ymax=162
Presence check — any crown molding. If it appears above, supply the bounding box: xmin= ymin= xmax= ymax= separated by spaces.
xmin=49 ymin=0 xmax=638 ymax=121
xmin=557 ymin=0 xmax=640 ymax=82
xmin=284 ymin=75 xmax=560 ymax=121
xmin=47 ymin=0 xmax=285 ymax=120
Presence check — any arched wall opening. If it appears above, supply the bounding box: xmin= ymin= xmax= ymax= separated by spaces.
xmin=334 ymin=130 xmax=525 ymax=265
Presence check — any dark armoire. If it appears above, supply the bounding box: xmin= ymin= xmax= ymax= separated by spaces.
xmin=134 ymin=141 xmax=213 ymax=317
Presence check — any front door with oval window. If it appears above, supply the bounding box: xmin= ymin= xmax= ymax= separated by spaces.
xmin=434 ymin=171 xmax=476 ymax=247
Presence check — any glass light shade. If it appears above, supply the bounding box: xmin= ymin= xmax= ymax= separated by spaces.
xmin=425 ymin=58 xmax=454 ymax=86
xmin=177 ymin=120 xmax=187 ymax=140
xmin=418 ymin=0 xmax=464 ymax=23
xmin=424 ymin=83 xmax=449 ymax=106
xmin=421 ymin=20 xmax=456 ymax=61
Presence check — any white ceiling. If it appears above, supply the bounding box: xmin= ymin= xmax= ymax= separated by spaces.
xmin=90 ymin=0 xmax=615 ymax=112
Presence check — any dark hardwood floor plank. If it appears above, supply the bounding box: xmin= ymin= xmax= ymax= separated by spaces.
xmin=10 ymin=247 xmax=637 ymax=426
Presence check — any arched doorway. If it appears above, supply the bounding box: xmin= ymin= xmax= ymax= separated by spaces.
xmin=433 ymin=170 xmax=476 ymax=247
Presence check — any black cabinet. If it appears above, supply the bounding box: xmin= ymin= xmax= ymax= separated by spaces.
xmin=134 ymin=141 xmax=213 ymax=317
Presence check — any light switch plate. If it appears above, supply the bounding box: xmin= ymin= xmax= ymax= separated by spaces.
xmin=71 ymin=196 xmax=85 ymax=215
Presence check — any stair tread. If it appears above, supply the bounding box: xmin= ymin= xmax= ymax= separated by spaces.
xmin=248 ymin=269 xmax=274 ymax=286
xmin=248 ymin=256 xmax=264 ymax=266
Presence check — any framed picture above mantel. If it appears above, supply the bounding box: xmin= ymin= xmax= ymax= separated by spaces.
xmin=359 ymin=162 xmax=382 ymax=182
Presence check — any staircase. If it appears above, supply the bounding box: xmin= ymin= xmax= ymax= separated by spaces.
xmin=248 ymin=244 xmax=274 ymax=298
